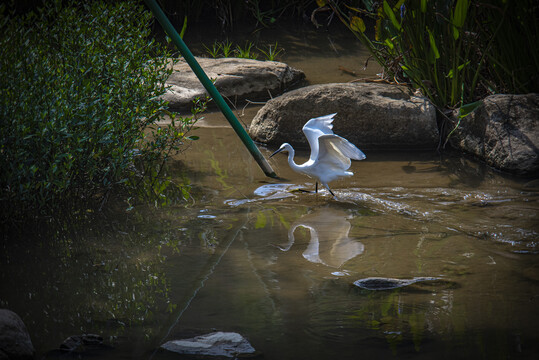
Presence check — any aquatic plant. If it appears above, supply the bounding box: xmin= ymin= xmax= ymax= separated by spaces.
xmin=203 ymin=41 xmax=222 ymax=58
xmin=323 ymin=0 xmax=539 ymax=109
xmin=0 ymin=1 xmax=200 ymax=223
xmin=235 ymin=41 xmax=259 ymax=59
xmin=258 ymin=42 xmax=284 ymax=61
xmin=221 ymin=39 xmax=235 ymax=57
xmin=203 ymin=39 xmax=285 ymax=61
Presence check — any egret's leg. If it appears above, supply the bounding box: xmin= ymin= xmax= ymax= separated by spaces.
xmin=315 ymin=182 xmax=318 ymax=193
xmin=323 ymin=183 xmax=335 ymax=197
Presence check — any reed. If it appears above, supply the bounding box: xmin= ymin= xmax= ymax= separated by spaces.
xmin=326 ymin=0 xmax=538 ymax=110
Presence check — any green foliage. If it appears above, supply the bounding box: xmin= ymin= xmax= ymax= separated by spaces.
xmin=221 ymin=39 xmax=234 ymax=57
xmin=235 ymin=41 xmax=258 ymax=59
xmin=258 ymin=42 xmax=285 ymax=61
xmin=0 ymin=1 xmax=200 ymax=222
xmin=327 ymin=0 xmax=539 ymax=109
xmin=203 ymin=42 xmax=222 ymax=58
xmin=203 ymin=40 xmax=284 ymax=60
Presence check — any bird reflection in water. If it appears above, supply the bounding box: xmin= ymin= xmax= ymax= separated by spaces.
xmin=276 ymin=207 xmax=364 ymax=269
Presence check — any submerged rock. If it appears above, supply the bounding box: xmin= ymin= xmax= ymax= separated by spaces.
xmin=249 ymin=82 xmax=438 ymax=150
xmin=162 ymin=57 xmax=305 ymax=111
xmin=353 ymin=277 xmax=441 ymax=290
xmin=59 ymin=334 xmax=107 ymax=353
xmin=0 ymin=309 xmax=35 ymax=360
xmin=448 ymin=93 xmax=539 ymax=176
xmin=44 ymin=334 xmax=113 ymax=359
xmin=161 ymin=332 xmax=257 ymax=358
xmin=43 ymin=334 xmax=114 ymax=360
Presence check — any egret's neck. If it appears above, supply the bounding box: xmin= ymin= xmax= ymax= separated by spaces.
xmin=286 ymin=147 xmax=302 ymax=172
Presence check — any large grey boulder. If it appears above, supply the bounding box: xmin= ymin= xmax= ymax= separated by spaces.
xmin=0 ymin=309 xmax=34 ymax=360
xmin=249 ymin=82 xmax=438 ymax=150
xmin=449 ymin=93 xmax=539 ymax=176
xmin=162 ymin=57 xmax=305 ymax=111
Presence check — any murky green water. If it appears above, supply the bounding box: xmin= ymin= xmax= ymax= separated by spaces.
xmin=2 ymin=111 xmax=537 ymax=359
xmin=2 ymin=24 xmax=538 ymax=360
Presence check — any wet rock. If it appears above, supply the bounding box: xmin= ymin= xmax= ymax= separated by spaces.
xmin=353 ymin=277 xmax=441 ymax=290
xmin=249 ymin=82 xmax=438 ymax=150
xmin=162 ymin=57 xmax=305 ymax=111
xmin=160 ymin=332 xmax=257 ymax=358
xmin=448 ymin=93 xmax=539 ymax=176
xmin=43 ymin=334 xmax=113 ymax=359
xmin=59 ymin=334 xmax=106 ymax=353
xmin=0 ymin=309 xmax=35 ymax=360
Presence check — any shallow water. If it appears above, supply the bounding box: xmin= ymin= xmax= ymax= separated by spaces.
xmin=2 ymin=24 xmax=539 ymax=360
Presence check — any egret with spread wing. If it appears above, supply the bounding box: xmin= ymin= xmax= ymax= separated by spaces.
xmin=270 ymin=113 xmax=366 ymax=196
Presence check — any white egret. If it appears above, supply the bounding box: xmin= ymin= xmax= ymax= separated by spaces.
xmin=270 ymin=113 xmax=366 ymax=196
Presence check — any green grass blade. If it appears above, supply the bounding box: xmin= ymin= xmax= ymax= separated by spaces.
xmin=383 ymin=0 xmax=401 ymax=31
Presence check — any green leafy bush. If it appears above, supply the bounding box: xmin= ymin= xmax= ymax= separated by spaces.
xmin=0 ymin=1 xmax=197 ymax=222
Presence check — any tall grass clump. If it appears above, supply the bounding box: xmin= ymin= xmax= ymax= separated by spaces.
xmin=0 ymin=1 xmax=197 ymax=224
xmin=324 ymin=0 xmax=539 ymax=110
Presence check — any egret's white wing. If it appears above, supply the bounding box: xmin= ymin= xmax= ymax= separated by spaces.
xmin=302 ymin=113 xmax=337 ymax=161
xmin=317 ymin=134 xmax=366 ymax=171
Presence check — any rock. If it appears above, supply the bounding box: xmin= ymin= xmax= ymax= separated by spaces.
xmin=249 ymin=82 xmax=438 ymax=150
xmin=162 ymin=57 xmax=305 ymax=111
xmin=352 ymin=277 xmax=442 ymax=290
xmin=59 ymin=334 xmax=107 ymax=353
xmin=448 ymin=93 xmax=539 ymax=176
xmin=160 ymin=332 xmax=256 ymax=358
xmin=0 ymin=309 xmax=35 ymax=360
xmin=44 ymin=334 xmax=113 ymax=359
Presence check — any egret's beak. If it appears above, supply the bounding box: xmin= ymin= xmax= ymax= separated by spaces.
xmin=270 ymin=148 xmax=283 ymax=158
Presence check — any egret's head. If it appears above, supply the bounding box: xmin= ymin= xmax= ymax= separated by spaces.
xmin=270 ymin=143 xmax=291 ymax=158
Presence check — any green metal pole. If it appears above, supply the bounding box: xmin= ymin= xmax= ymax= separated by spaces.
xmin=144 ymin=0 xmax=277 ymax=178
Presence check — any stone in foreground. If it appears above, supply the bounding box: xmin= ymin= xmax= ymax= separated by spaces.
xmin=0 ymin=309 xmax=35 ymax=360
xmin=160 ymin=332 xmax=256 ymax=358
xmin=162 ymin=57 xmax=305 ymax=111
xmin=249 ymin=82 xmax=438 ymax=150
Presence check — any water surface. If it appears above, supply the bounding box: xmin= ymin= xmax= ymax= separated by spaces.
xmin=1 ymin=24 xmax=538 ymax=360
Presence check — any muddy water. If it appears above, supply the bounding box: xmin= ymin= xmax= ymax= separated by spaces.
xmin=1 ymin=113 xmax=538 ymax=360
xmin=157 ymin=111 xmax=538 ymax=360
xmin=1 ymin=25 xmax=539 ymax=360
